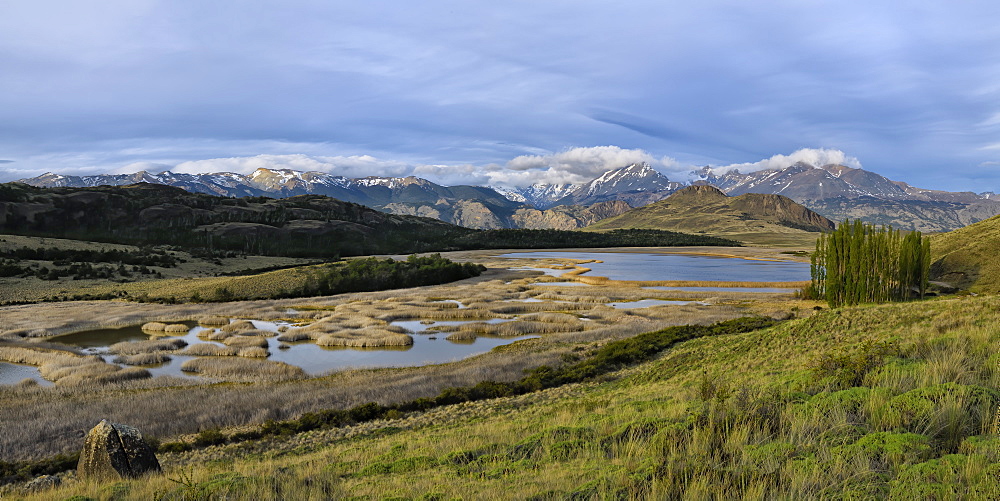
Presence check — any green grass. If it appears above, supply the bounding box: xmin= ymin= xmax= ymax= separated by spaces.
xmin=931 ymin=213 xmax=1000 ymax=292
xmin=20 ymin=295 xmax=1000 ymax=499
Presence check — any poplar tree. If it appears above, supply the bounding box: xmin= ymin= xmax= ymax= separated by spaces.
xmin=809 ymin=219 xmax=929 ymax=307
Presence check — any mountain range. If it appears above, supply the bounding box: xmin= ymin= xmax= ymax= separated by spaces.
xmin=587 ymin=185 xmax=834 ymax=246
xmin=16 ymin=161 xmax=1000 ymax=232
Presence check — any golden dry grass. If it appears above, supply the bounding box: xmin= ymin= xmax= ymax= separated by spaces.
xmin=200 ymin=330 xmax=233 ymax=341
xmin=140 ymin=322 xmax=167 ymax=332
xmin=237 ymin=346 xmax=270 ymax=358
xmin=179 ymin=357 xmax=305 ymax=381
xmin=0 ymin=246 xmax=805 ymax=467
xmin=111 ymin=353 xmax=172 ymax=365
xmin=181 ymin=343 xmax=239 ymax=357
xmin=219 ymin=320 xmax=257 ymax=333
xmin=222 ymin=336 xmax=269 ymax=349
xmin=316 ymin=328 xmax=414 ymax=347
xmin=0 ymin=345 xmax=151 ymax=386
xmin=198 ymin=316 xmax=231 ymax=327
xmin=275 ymin=331 xmax=311 ymax=342
xmin=108 ymin=338 xmax=187 ymax=355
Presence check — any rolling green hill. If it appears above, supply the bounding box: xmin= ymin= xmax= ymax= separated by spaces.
xmin=0 ymin=183 xmax=740 ymax=259
xmin=930 ymin=214 xmax=1000 ymax=292
xmin=19 ymin=296 xmax=1000 ymax=499
xmin=584 ymin=185 xmax=834 ymax=245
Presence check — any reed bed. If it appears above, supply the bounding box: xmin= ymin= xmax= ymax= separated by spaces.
xmin=180 ymin=357 xmax=305 ymax=381
xmin=200 ymin=329 xmax=233 ymax=341
xmin=141 ymin=322 xmax=167 ymax=332
xmin=0 ymin=346 xmax=152 ymax=386
xmin=489 ymin=302 xmax=591 ymax=315
xmin=418 ymin=308 xmax=507 ymax=321
xmin=181 ymin=343 xmax=239 ymax=357
xmin=237 ymin=329 xmax=277 ymax=337
xmin=0 ymin=346 xmax=84 ymax=369
xmin=237 ymin=347 xmax=270 ymax=358
xmin=54 ymin=366 xmax=151 ymax=386
xmin=219 ymin=320 xmax=257 ymax=332
xmin=222 ymin=336 xmax=270 ymax=349
xmin=163 ymin=323 xmax=190 ymax=333
xmin=574 ymin=276 xmax=810 ymax=288
xmin=198 ymin=316 xmax=231 ymax=327
xmin=275 ymin=330 xmax=311 ymax=342
xmin=402 ymin=301 xmax=460 ymax=309
xmin=108 ymin=338 xmax=188 ymax=355
xmin=316 ymin=328 xmax=414 ymax=348
xmin=520 ymin=312 xmax=584 ymax=323
xmin=446 ymin=331 xmax=478 ymax=341
xmin=459 ymin=320 xmax=584 ymax=337
xmin=112 ymin=353 xmax=172 ymax=365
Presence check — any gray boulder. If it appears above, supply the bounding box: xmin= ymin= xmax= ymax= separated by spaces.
xmin=77 ymin=420 xmax=161 ymax=480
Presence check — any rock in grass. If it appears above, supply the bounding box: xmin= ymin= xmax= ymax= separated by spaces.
xmin=22 ymin=474 xmax=60 ymax=492
xmin=78 ymin=420 xmax=161 ymax=480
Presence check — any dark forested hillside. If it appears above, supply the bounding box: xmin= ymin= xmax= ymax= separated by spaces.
xmin=0 ymin=183 xmax=740 ymax=257
xmin=0 ymin=183 xmax=471 ymax=257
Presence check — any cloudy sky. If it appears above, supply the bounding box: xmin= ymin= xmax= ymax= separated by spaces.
xmin=1 ymin=1 xmax=1000 ymax=190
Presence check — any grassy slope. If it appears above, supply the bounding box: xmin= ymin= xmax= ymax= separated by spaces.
xmin=33 ymin=295 xmax=1000 ymax=500
xmin=0 ymin=235 xmax=316 ymax=303
xmin=584 ymin=187 xmax=829 ymax=247
xmin=930 ymin=214 xmax=1000 ymax=292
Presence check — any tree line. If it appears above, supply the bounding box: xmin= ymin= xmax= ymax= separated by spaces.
xmin=806 ymin=219 xmax=930 ymax=307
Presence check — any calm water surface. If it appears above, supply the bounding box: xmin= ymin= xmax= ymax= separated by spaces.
xmin=0 ymin=361 xmax=52 ymax=386
xmin=503 ymin=251 xmax=809 ymax=282
xmin=644 ymin=286 xmax=797 ymax=293
xmin=31 ymin=319 xmax=536 ymax=383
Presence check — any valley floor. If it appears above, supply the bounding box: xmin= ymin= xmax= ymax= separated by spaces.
xmin=10 ymin=247 xmax=994 ymax=499
xmin=8 ymin=294 xmax=1000 ymax=499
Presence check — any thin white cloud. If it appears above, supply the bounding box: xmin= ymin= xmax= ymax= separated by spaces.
xmin=708 ymin=148 xmax=862 ymax=175
xmin=171 ymin=154 xmax=413 ymax=179
xmin=112 ymin=162 xmax=172 ymax=174
xmin=492 ymin=146 xmax=681 ymax=187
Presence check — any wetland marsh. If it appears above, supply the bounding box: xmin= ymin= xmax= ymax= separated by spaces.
xmin=0 ymin=247 xmax=809 ymax=461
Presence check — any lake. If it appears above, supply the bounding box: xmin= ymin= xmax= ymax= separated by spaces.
xmin=502 ymin=251 xmax=810 ymax=283
xmin=14 ymin=319 xmax=535 ymax=384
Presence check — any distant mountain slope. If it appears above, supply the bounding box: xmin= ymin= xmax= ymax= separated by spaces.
xmin=586 ymin=185 xmax=834 ymax=240
xmin=19 ymin=160 xmax=1000 ymax=232
xmin=20 ymin=169 xmax=528 ymax=230
xmin=696 ymin=163 xmax=1000 ymax=231
xmin=551 ymin=163 xmax=683 ymax=208
xmin=0 ymin=182 xmax=469 ymax=257
xmin=929 ymin=214 xmax=1000 ymax=292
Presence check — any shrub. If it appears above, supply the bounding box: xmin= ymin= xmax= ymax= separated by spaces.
xmin=193 ymin=428 xmax=227 ymax=447
xmin=813 ymin=339 xmax=899 ymax=389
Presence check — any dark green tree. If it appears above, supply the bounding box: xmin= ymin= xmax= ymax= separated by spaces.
xmin=808 ymin=219 xmax=929 ymax=307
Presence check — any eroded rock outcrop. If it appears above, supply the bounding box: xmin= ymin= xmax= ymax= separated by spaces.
xmin=77 ymin=420 xmax=161 ymax=480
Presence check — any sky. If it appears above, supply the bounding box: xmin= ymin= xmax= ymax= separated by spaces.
xmin=2 ymin=1 xmax=1000 ymax=191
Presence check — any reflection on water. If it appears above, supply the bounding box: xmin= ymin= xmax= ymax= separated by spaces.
xmin=0 ymin=361 xmax=52 ymax=386
xmin=391 ymin=318 xmax=514 ymax=334
xmin=18 ymin=317 xmax=537 ymax=383
xmin=607 ymin=299 xmax=691 ymax=309
xmin=510 ymin=267 xmax=568 ymax=277
xmin=644 ymin=286 xmax=797 ymax=293
xmin=503 ymin=251 xmax=809 ymax=283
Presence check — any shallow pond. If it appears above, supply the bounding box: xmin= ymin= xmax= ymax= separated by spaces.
xmin=503 ymin=251 xmax=809 ymax=283
xmin=606 ymin=299 xmax=692 ymax=309
xmin=643 ymin=286 xmax=797 ymax=293
xmin=34 ymin=319 xmax=535 ymax=383
xmin=0 ymin=361 xmax=52 ymax=386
